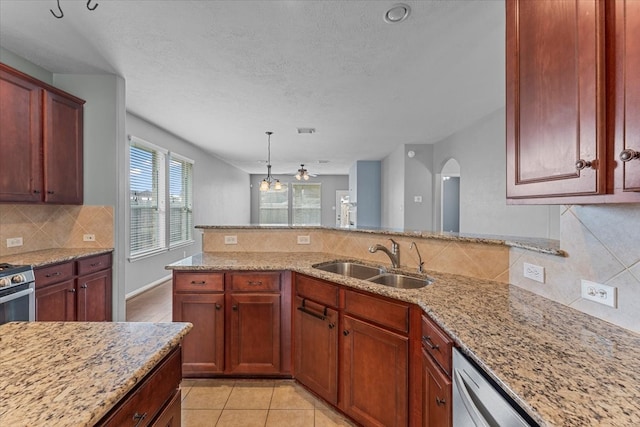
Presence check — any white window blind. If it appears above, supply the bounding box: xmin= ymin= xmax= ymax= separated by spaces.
xmin=129 ymin=138 xmax=166 ymax=258
xmin=169 ymin=154 xmax=193 ymax=247
xmin=292 ymin=183 xmax=321 ymax=225
xmin=259 ymin=184 xmax=289 ymax=225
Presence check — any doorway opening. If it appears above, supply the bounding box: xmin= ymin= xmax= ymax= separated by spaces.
xmin=440 ymin=159 xmax=460 ymax=233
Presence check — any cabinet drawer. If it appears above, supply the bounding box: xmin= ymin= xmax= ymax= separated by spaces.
xmin=77 ymin=252 xmax=112 ymax=276
xmin=174 ymin=272 xmax=224 ymax=292
xmin=295 ymin=274 xmax=339 ymax=308
xmin=34 ymin=261 xmax=74 ymax=288
xmin=344 ymin=290 xmax=409 ymax=334
xmin=228 ymin=272 xmax=281 ymax=291
xmin=99 ymin=347 xmax=182 ymax=427
xmin=421 ymin=315 xmax=453 ymax=376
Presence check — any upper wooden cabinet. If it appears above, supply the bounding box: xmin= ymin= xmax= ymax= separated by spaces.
xmin=506 ymin=0 xmax=640 ymax=203
xmin=0 ymin=63 xmax=84 ymax=204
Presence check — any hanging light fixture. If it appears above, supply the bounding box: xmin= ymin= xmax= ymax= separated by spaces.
xmin=259 ymin=131 xmax=282 ymax=191
xmin=295 ymin=164 xmax=310 ymax=181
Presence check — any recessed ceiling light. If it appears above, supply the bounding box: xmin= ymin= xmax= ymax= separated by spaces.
xmin=384 ymin=3 xmax=411 ymax=24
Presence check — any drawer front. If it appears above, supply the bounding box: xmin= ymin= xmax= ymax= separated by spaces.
xmin=421 ymin=315 xmax=453 ymax=375
xmin=228 ymin=271 xmax=281 ymax=291
xmin=295 ymin=274 xmax=339 ymax=308
xmin=77 ymin=252 xmax=112 ymax=276
xmin=99 ymin=347 xmax=182 ymax=427
xmin=174 ymin=272 xmax=224 ymax=292
xmin=344 ymin=290 xmax=409 ymax=334
xmin=34 ymin=261 xmax=74 ymax=288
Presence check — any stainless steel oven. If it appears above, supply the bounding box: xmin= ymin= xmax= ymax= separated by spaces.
xmin=0 ymin=264 xmax=35 ymax=325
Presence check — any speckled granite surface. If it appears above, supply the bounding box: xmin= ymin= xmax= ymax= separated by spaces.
xmin=0 ymin=248 xmax=113 ymax=267
xmin=167 ymin=252 xmax=640 ymax=426
xmin=0 ymin=322 xmax=191 ymax=427
xmin=195 ymin=225 xmax=566 ymax=256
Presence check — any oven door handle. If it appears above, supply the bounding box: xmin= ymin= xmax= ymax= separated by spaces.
xmin=0 ymin=287 xmax=34 ymax=305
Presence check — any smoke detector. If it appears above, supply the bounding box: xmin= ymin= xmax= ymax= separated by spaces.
xmin=384 ymin=4 xmax=411 ymax=24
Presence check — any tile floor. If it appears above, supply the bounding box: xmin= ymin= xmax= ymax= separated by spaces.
xmin=126 ymin=281 xmax=357 ymax=426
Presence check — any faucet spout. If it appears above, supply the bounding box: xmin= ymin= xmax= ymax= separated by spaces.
xmin=368 ymin=238 xmax=400 ymax=268
xmin=410 ymin=241 xmax=424 ymax=273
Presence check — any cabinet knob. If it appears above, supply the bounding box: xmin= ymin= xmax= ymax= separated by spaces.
xmin=232 ymin=305 xmax=238 ymax=311
xmin=47 ymin=190 xmax=55 ymax=194
xmin=132 ymin=411 xmax=147 ymax=427
xmin=69 ymin=288 xmax=76 ymax=293
xmin=328 ymin=323 xmax=335 ymax=329
xmin=215 ymin=303 xmax=222 ymax=310
xmin=343 ymin=330 xmax=350 ymax=336
xmin=247 ymin=280 xmax=263 ymax=286
xmin=33 ymin=190 xmax=41 ymax=194
xmin=435 ymin=397 xmax=446 ymax=406
xmin=575 ymin=159 xmax=594 ymax=170
xmin=45 ymin=271 xmax=61 ymax=278
xmin=81 ymin=284 xmax=88 ymax=289
xmin=620 ymin=149 xmax=640 ymax=162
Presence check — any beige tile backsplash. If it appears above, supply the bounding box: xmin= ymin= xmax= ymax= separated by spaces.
xmin=510 ymin=204 xmax=640 ymax=333
xmin=0 ymin=204 xmax=114 ymax=257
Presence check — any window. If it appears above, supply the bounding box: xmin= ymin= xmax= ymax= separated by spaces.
xmin=258 ymin=182 xmax=321 ymax=226
xmin=129 ymin=136 xmax=194 ymax=260
xmin=292 ymin=183 xmax=321 ymax=225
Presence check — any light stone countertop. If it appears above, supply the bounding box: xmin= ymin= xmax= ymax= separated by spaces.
xmin=0 ymin=248 xmax=114 ymax=267
xmin=0 ymin=321 xmax=192 ymax=427
xmin=167 ymin=252 xmax=640 ymax=427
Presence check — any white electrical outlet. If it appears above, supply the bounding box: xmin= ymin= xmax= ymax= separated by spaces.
xmin=414 ymin=196 xmax=423 ymax=203
xmin=523 ymin=262 xmax=545 ymax=283
xmin=581 ymin=280 xmax=617 ymax=308
xmin=297 ymin=235 xmax=311 ymax=245
xmin=224 ymin=235 xmax=238 ymax=245
xmin=6 ymin=237 xmax=23 ymax=248
xmin=83 ymin=234 xmax=96 ymax=242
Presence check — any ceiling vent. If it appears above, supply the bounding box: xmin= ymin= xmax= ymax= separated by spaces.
xmin=297 ymin=128 xmax=316 ymax=134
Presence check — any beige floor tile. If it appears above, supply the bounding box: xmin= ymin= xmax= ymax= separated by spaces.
xmin=315 ymin=409 xmax=357 ymax=427
xmin=216 ymin=409 xmax=268 ymax=427
xmin=266 ymin=409 xmax=315 ymax=427
xmin=270 ymin=383 xmax=316 ymax=409
xmin=181 ymin=385 xmax=192 ymax=402
xmin=182 ymin=382 xmax=234 ymax=409
xmin=224 ymin=383 xmax=274 ymax=409
xmin=181 ymin=409 xmax=221 ymax=427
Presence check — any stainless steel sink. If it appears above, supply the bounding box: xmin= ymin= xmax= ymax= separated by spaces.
xmin=367 ymin=273 xmax=432 ymax=289
xmin=312 ymin=261 xmax=386 ymax=280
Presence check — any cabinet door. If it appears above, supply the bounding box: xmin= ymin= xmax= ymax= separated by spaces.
xmin=341 ymin=315 xmax=408 ymax=427
xmin=506 ymin=0 xmax=606 ymax=198
xmin=35 ymin=280 xmax=76 ymax=321
xmin=77 ymin=268 xmax=112 ymax=322
xmin=614 ymin=0 xmax=640 ymax=191
xmin=43 ymin=90 xmax=83 ymax=204
xmin=173 ymin=293 xmax=225 ymax=376
xmin=422 ymin=349 xmax=451 ymax=427
xmin=0 ymin=66 xmax=43 ymax=202
xmin=227 ymin=293 xmax=281 ymax=374
xmin=294 ymin=296 xmax=338 ymax=405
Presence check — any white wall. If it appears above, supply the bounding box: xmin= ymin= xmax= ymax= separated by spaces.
xmin=404 ymin=143 xmax=434 ymax=231
xmin=126 ymin=113 xmax=250 ymax=296
xmin=381 ymin=145 xmax=405 ymax=230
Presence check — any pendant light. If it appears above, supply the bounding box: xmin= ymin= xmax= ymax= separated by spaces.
xmin=260 ymin=131 xmax=281 ymax=191
xmin=295 ymin=164 xmax=310 ymax=181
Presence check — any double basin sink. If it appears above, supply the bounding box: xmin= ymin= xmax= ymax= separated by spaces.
xmin=312 ymin=261 xmax=432 ymax=289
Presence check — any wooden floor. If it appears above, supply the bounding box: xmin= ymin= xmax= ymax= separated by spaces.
xmin=125 ymin=280 xmax=172 ymax=322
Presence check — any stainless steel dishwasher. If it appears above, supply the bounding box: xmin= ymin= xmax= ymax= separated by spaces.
xmin=452 ymin=348 xmax=537 ymax=426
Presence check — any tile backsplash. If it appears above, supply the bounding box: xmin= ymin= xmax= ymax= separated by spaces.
xmin=510 ymin=204 xmax=640 ymax=333
xmin=0 ymin=204 xmax=114 ymax=257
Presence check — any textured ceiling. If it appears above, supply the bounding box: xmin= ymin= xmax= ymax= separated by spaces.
xmin=0 ymin=0 xmax=505 ymax=175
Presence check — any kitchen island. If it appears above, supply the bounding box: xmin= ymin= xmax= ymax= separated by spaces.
xmin=167 ymin=252 xmax=640 ymax=426
xmin=0 ymin=321 xmax=191 ymax=426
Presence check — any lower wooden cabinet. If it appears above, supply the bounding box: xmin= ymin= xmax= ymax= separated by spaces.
xmin=422 ymin=348 xmax=451 ymax=427
xmin=173 ymin=293 xmax=225 ymax=376
xmin=97 ymin=346 xmax=182 ymax=427
xmin=341 ymin=314 xmax=409 ymax=427
xmin=35 ymin=252 xmax=112 ymax=322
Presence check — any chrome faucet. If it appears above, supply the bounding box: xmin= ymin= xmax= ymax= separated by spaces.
xmin=410 ymin=241 xmax=424 ymax=273
xmin=369 ymin=238 xmax=400 ymax=268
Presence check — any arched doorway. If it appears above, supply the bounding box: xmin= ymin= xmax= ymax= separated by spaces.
xmin=441 ymin=158 xmax=460 ymax=233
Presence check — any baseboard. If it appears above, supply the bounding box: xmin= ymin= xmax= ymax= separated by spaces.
xmin=126 ymin=274 xmax=172 ymax=300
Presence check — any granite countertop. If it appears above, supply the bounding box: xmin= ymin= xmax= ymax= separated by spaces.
xmin=0 ymin=322 xmax=192 ymax=427
xmin=167 ymin=252 xmax=640 ymax=426
xmin=0 ymin=248 xmax=114 ymax=267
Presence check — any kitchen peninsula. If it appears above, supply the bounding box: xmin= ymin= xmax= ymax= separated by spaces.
xmin=167 ymin=226 xmax=640 ymax=426
xmin=0 ymin=321 xmax=191 ymax=426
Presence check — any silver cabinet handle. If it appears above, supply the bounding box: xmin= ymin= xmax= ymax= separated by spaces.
xmin=575 ymin=159 xmax=594 ymax=170
xmin=620 ymin=149 xmax=640 ymax=162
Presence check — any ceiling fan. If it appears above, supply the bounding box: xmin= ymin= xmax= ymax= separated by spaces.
xmin=294 ymin=164 xmax=317 ymax=181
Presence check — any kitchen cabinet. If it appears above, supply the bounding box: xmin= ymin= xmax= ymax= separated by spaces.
xmin=34 ymin=252 xmax=112 ymax=322
xmin=97 ymin=346 xmax=182 ymax=427
xmin=506 ymin=0 xmax=640 ymax=203
xmin=294 ymin=275 xmax=339 ymax=405
xmin=172 ymin=270 xmax=290 ymax=377
xmin=0 ymin=63 xmax=84 ymax=204
xmin=341 ymin=289 xmax=409 ymax=427
xmin=421 ymin=315 xmax=453 ymax=427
